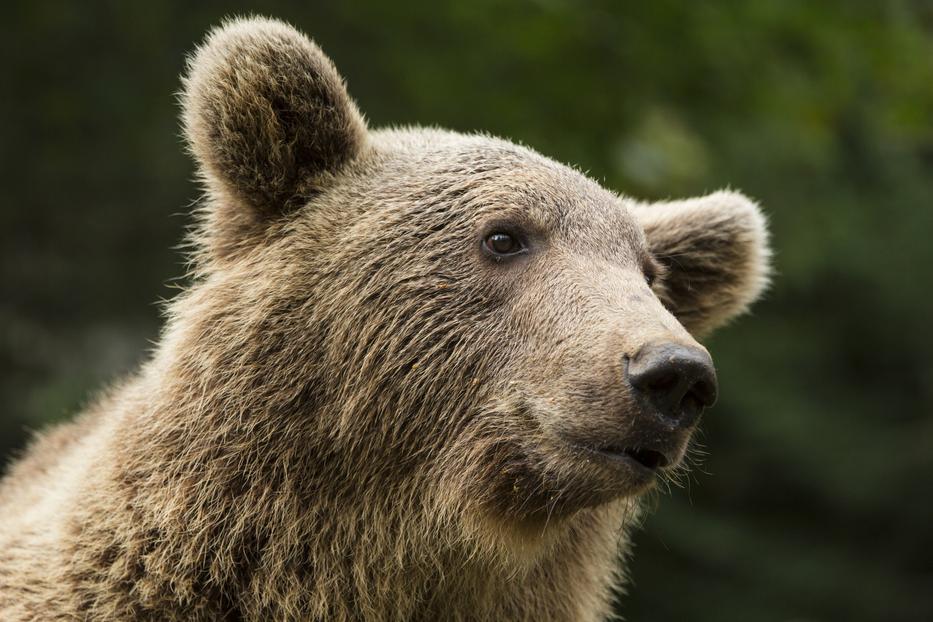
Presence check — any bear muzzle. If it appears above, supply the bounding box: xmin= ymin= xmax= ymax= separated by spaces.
xmin=551 ymin=340 xmax=718 ymax=498
xmin=598 ymin=341 xmax=716 ymax=471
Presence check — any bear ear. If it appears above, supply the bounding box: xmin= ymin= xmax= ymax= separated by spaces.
xmin=181 ymin=17 xmax=367 ymax=257
xmin=632 ymin=190 xmax=772 ymax=338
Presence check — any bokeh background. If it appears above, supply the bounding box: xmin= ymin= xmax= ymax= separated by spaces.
xmin=3 ymin=2 xmax=932 ymax=620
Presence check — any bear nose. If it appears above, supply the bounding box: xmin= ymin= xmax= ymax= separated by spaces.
xmin=626 ymin=342 xmax=718 ymax=429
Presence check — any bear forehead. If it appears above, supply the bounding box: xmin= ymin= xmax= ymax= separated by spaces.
xmin=350 ymin=128 xmax=647 ymax=259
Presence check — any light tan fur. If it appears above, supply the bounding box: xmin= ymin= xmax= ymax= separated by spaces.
xmin=0 ymin=17 xmax=771 ymax=621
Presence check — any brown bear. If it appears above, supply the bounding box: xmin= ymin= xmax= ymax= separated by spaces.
xmin=0 ymin=17 xmax=771 ymax=621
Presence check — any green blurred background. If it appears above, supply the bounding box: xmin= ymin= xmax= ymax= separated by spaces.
xmin=2 ymin=1 xmax=932 ymax=620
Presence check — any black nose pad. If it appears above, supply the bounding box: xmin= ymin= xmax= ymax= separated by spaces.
xmin=626 ymin=342 xmax=718 ymax=429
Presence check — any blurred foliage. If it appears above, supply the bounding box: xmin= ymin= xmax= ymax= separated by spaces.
xmin=2 ymin=1 xmax=932 ymax=620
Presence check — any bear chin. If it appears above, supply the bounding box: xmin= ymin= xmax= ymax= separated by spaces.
xmin=472 ymin=435 xmax=663 ymax=531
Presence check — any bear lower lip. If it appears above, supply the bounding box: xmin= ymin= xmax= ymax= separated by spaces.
xmin=621 ymin=447 xmax=669 ymax=470
xmin=585 ymin=444 xmax=670 ymax=472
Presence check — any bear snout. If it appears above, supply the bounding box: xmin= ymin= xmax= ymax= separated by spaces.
xmin=542 ymin=340 xmax=718 ymax=500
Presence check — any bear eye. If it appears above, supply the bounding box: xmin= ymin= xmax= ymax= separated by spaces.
xmin=644 ymin=268 xmax=656 ymax=287
xmin=643 ymin=256 xmax=664 ymax=287
xmin=483 ymin=232 xmax=524 ymax=257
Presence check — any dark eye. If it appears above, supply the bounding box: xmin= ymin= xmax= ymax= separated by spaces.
xmin=643 ymin=260 xmax=659 ymax=287
xmin=483 ymin=232 xmax=523 ymax=257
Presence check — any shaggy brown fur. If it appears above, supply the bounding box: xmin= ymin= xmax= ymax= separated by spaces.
xmin=0 ymin=17 xmax=771 ymax=621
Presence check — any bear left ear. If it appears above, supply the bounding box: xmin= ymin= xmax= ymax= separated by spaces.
xmin=632 ymin=190 xmax=772 ymax=338
xmin=181 ymin=17 xmax=367 ymax=257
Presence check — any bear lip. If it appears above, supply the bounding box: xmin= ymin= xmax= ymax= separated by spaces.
xmin=589 ymin=444 xmax=671 ymax=472
xmin=562 ymin=435 xmax=684 ymax=479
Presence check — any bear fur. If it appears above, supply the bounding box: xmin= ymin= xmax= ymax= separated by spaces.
xmin=0 ymin=17 xmax=771 ymax=621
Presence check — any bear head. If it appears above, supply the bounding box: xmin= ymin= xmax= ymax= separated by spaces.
xmin=178 ymin=17 xmax=770 ymax=552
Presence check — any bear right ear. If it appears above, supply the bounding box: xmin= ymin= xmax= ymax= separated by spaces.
xmin=181 ymin=17 xmax=367 ymax=258
xmin=632 ymin=191 xmax=772 ymax=338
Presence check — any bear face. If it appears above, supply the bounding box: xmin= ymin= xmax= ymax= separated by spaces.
xmin=178 ymin=18 xmax=770 ymax=545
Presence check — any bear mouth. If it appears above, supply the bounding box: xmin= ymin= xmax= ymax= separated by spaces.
xmin=541 ymin=433 xmax=690 ymax=505
xmin=594 ymin=445 xmax=671 ymax=471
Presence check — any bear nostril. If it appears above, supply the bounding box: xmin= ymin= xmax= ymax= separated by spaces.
xmin=680 ymin=383 xmax=713 ymax=425
xmin=688 ymin=377 xmax=717 ymax=410
xmin=627 ymin=342 xmax=718 ymax=429
xmin=646 ymin=371 xmax=679 ymax=396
